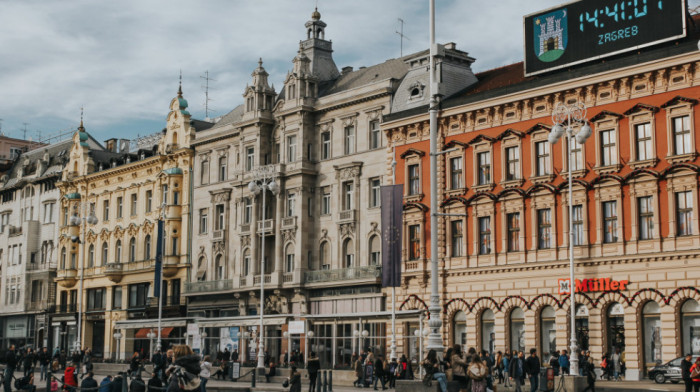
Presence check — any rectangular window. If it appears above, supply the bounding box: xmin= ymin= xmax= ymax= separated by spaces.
xmin=370 ymin=178 xmax=381 ymax=208
xmin=673 ymin=115 xmax=692 ymax=155
xmin=536 ymin=141 xmax=550 ymax=176
xmin=130 ymin=194 xmax=137 ymax=216
xmin=246 ymin=147 xmax=255 ymax=171
xmin=171 ymin=279 xmax=181 ymax=306
xmin=638 ymin=196 xmax=653 ymax=240
xmin=117 ymin=197 xmax=123 ymax=218
xmin=146 ymin=190 xmax=153 ymax=212
xmin=200 ymin=160 xmax=209 ymax=185
xmin=502 ymin=212 xmax=518 ymax=252
xmin=103 ymin=201 xmax=109 ymax=221
xmin=243 ymin=198 xmax=252 ymax=224
xmin=287 ymin=193 xmax=296 ymax=217
xmin=370 ymin=120 xmax=382 ymax=150
xmin=344 ymin=125 xmax=355 ymax=155
xmin=408 ymin=224 xmax=420 ymax=260
xmin=635 ymin=123 xmax=653 ymax=161
xmin=477 ymin=152 xmax=491 ymax=185
xmin=677 ymin=191 xmax=693 ymax=236
xmin=287 ymin=135 xmax=297 ymax=162
xmin=572 ymin=205 xmax=584 ymax=246
xmin=478 ymin=216 xmax=491 ymax=255
xmin=603 ymin=201 xmax=618 ymax=243
xmin=128 ymin=283 xmax=149 ymax=308
xmin=505 ymin=147 xmax=520 ymax=181
xmin=570 ymin=139 xmax=583 ymax=171
xmin=343 ymin=182 xmax=353 ymax=210
xmin=43 ymin=202 xmax=55 ymax=224
xmin=0 ymin=213 xmax=9 ymax=232
xmin=451 ymin=220 xmax=463 ymax=257
xmin=321 ymin=189 xmax=331 ymax=215
xmin=408 ymin=164 xmax=420 ymax=195
xmin=286 ymin=252 xmax=295 ymax=272
xmin=87 ymin=288 xmax=106 ymax=311
xmin=538 ymin=209 xmax=552 ymax=249
xmin=321 ymin=132 xmax=331 ymax=160
xmin=600 ymin=130 xmax=617 ymax=166
xmin=173 ymin=191 xmax=180 ymax=205
xmin=199 ymin=209 xmax=208 ymax=234
xmin=162 ymin=185 xmax=168 ymax=205
xmin=215 ymin=204 xmax=225 ymax=231
xmin=218 ymin=156 xmax=227 ymax=182
xmin=450 ymin=157 xmax=463 ymax=189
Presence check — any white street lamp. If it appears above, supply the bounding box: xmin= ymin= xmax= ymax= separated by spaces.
xmin=113 ymin=331 xmax=123 ymax=361
xmin=247 ymin=165 xmax=279 ymax=373
xmin=549 ymin=101 xmax=591 ymax=376
xmin=69 ymin=202 xmax=98 ymax=356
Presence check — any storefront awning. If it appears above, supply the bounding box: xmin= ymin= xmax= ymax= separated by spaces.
xmin=115 ymin=318 xmax=188 ymax=329
xmin=303 ymin=309 xmax=423 ymax=320
xmin=196 ymin=314 xmax=291 ymax=328
xmin=134 ymin=327 xmax=174 ymax=339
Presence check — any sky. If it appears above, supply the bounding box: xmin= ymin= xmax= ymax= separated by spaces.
xmin=2 ymin=0 xmax=699 ymax=143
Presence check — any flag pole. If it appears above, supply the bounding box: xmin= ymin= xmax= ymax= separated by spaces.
xmin=157 ymin=201 xmax=166 ymax=353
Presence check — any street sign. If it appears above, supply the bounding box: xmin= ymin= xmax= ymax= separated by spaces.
xmin=288 ymin=321 xmax=304 ymax=334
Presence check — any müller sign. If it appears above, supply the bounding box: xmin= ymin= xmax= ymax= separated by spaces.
xmin=558 ymin=278 xmax=630 ymax=295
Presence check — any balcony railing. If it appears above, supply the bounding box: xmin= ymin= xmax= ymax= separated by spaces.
xmin=8 ymin=226 xmax=22 ymax=236
xmin=257 ymin=219 xmax=273 ymax=234
xmin=304 ymin=265 xmax=382 ymax=284
xmin=184 ymin=279 xmax=233 ymax=294
xmin=240 ymin=224 xmax=251 ymax=233
xmin=57 ymin=304 xmax=77 ymax=313
xmin=28 ymin=300 xmax=49 ymax=312
xmin=283 ymin=273 xmax=293 ymax=283
xmin=253 ymin=274 xmax=271 ymax=284
xmin=338 ymin=209 xmax=356 ymax=223
xmin=213 ymin=229 xmax=225 ymax=240
xmin=282 ymin=216 xmax=297 ymax=229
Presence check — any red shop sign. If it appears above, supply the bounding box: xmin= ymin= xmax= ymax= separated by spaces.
xmin=558 ymin=278 xmax=629 ymax=295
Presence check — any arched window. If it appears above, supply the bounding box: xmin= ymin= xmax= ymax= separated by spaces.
xmin=60 ymin=247 xmax=66 ymax=269
xmin=369 ymin=235 xmax=380 ymax=265
xmin=510 ymin=307 xmax=525 ymax=353
xmin=642 ymin=301 xmax=662 ymax=369
xmin=319 ymin=242 xmax=330 ymax=270
xmin=343 ymin=238 xmax=354 ymax=268
xmin=88 ymin=245 xmax=95 ymax=268
xmin=243 ymin=249 xmax=251 ymax=276
xmin=115 ymin=240 xmax=122 ymax=263
xmin=129 ymin=237 xmax=136 ymax=262
xmin=453 ymin=311 xmax=467 ymax=346
xmin=144 ymin=235 xmax=151 ymax=260
xmin=215 ymin=255 xmax=225 ymax=280
xmin=607 ymin=302 xmax=625 ymax=354
xmin=481 ymin=309 xmax=495 ymax=353
xmin=285 ymin=244 xmax=295 ymax=273
xmin=575 ymin=304 xmax=590 ymax=351
xmin=682 ymin=299 xmax=700 ymax=356
xmin=540 ymin=306 xmax=556 ymax=362
xmin=101 ymin=242 xmax=108 ymax=265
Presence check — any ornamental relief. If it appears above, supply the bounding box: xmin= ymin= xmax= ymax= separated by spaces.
xmin=142 ymin=220 xmax=154 ymax=234
xmin=213 ymin=240 xmax=225 ymax=254
xmin=336 ymin=166 xmax=360 ymax=181
xmin=282 ymin=228 xmax=296 ymax=243
xmin=100 ymin=229 xmax=111 ymax=241
xmin=339 ymin=222 xmax=355 ymax=237
xmin=241 ymin=235 xmax=251 ymax=248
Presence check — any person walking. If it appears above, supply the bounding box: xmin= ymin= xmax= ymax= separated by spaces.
xmin=582 ymin=358 xmax=596 ymax=392
xmin=23 ymin=348 xmax=36 ymax=377
xmin=549 ymin=351 xmax=560 ymax=376
xmin=307 ymin=351 xmax=320 ymax=392
xmin=130 ymin=352 xmax=141 ymax=378
xmin=199 ymin=355 xmax=212 ymax=392
xmin=387 ymin=357 xmax=398 ymax=389
xmin=353 ymin=354 xmax=364 ymax=387
xmin=422 ymin=350 xmax=447 ymax=392
xmin=467 ymin=356 xmax=488 ymax=392
xmin=611 ymin=348 xmax=622 ymax=381
xmin=373 ymin=354 xmax=386 ymax=391
xmin=451 ymin=344 xmax=469 ymax=390
xmin=559 ymin=350 xmax=570 ymax=375
xmin=39 ymin=348 xmax=50 ymax=382
xmin=165 ymin=345 xmax=201 ymax=392
xmin=4 ymin=345 xmax=18 ymax=392
xmin=288 ymin=366 xmax=301 ymax=392
xmin=502 ymin=351 xmax=512 ymax=388
xmin=63 ymin=362 xmax=78 ymax=392
xmin=691 ymin=357 xmax=700 ymax=392
xmin=509 ymin=351 xmax=526 ymax=392
xmin=682 ymin=354 xmax=694 ymax=392
xmin=525 ymin=349 xmax=541 ymax=392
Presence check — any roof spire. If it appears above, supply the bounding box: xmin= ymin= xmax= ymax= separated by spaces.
xmin=178 ymin=69 xmax=183 ymax=97
xmin=79 ymin=106 xmax=85 ymax=131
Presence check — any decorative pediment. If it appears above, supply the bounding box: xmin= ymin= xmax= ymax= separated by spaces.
xmin=400 ymin=148 xmax=426 ymax=159
xmin=142 ymin=220 xmax=154 ymax=234
xmin=525 ymin=123 xmax=552 ymax=134
xmin=403 ymin=202 xmax=429 ymax=212
xmin=443 ymin=140 xmax=468 ymax=150
xmin=497 ymin=128 xmax=524 ymax=140
xmin=468 ymin=134 xmax=495 ymax=145
xmin=334 ymin=162 xmax=363 ymax=181
xmin=127 ymin=223 xmax=140 ymax=237
xmin=661 ymin=96 xmax=698 ymax=109
xmin=113 ymin=226 xmax=125 ymax=238
xmin=99 ymin=229 xmax=111 ymax=241
xmin=210 ymin=188 xmax=232 ymax=203
xmin=86 ymin=230 xmax=98 ymax=244
xmin=623 ymin=103 xmax=659 ymax=116
xmin=589 ymin=110 xmax=623 ymax=123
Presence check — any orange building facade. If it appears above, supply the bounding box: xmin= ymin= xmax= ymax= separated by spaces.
xmin=383 ymin=25 xmax=700 ymax=380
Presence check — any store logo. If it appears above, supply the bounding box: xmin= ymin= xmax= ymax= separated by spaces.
xmin=558 ymin=278 xmax=630 ymax=295
xmin=534 ymin=8 xmax=568 ymax=63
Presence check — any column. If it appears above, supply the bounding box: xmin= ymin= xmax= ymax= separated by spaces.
xmin=659 ymin=303 xmax=677 ymax=364
xmin=494 ymin=311 xmax=507 ymax=353
xmin=623 ymin=305 xmax=640 ymax=380
xmin=555 ymin=307 xmax=568 ymax=355
xmin=588 ymin=307 xmax=603 ymax=369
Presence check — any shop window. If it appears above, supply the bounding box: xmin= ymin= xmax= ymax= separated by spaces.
xmin=481 ymin=309 xmax=495 ymax=354
xmin=575 ymin=305 xmax=590 ymax=351
xmin=682 ymin=299 xmax=700 ymax=356
xmin=540 ymin=306 xmax=556 ymax=362
xmin=453 ymin=311 xmax=467 ymax=347
xmin=510 ymin=307 xmax=525 ymax=353
xmin=607 ymin=302 xmax=626 ymax=354
xmin=642 ymin=301 xmax=662 ymax=370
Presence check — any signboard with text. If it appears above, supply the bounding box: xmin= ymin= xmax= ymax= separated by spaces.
xmin=524 ymin=0 xmax=687 ymax=76
xmin=559 ymin=278 xmax=630 ymax=295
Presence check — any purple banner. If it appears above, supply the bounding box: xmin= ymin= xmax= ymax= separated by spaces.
xmin=381 ymin=185 xmax=403 ymax=287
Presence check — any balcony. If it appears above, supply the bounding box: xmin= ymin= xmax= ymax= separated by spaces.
xmin=282 ymin=216 xmax=297 ymax=229
xmin=57 ymin=304 xmax=77 ymax=314
xmin=283 ymin=273 xmax=293 ymax=283
xmin=56 ymin=268 xmax=78 ymax=288
xmin=257 ymin=219 xmax=273 ymax=234
xmin=213 ymin=229 xmax=225 ymax=240
xmin=8 ymin=225 xmax=22 ymax=237
xmin=165 ymin=205 xmax=182 ymax=219
xmin=240 ymin=223 xmax=251 ymax=233
xmin=28 ymin=300 xmax=49 ymax=312
xmin=304 ymin=265 xmax=382 ymax=284
xmin=163 ymin=255 xmax=179 ymax=278
xmin=184 ymin=279 xmax=233 ymax=294
xmin=105 ymin=263 xmax=123 ymax=283
xmin=253 ymin=274 xmax=272 ymax=284
xmin=338 ymin=209 xmax=357 ymax=223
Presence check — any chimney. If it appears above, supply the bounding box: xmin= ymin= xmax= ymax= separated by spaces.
xmin=341 ymin=66 xmax=353 ymax=75
xmin=444 ymin=42 xmax=456 ymax=50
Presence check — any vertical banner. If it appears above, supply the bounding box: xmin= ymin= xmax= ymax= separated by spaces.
xmin=154 ymin=220 xmax=164 ymax=297
xmin=381 ymin=185 xmax=403 ymax=287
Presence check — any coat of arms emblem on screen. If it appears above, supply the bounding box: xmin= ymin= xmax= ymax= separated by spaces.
xmin=535 ymin=8 xmax=568 ymax=63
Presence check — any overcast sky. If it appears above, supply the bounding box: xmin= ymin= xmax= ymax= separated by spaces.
xmin=2 ymin=0 xmax=699 ymax=143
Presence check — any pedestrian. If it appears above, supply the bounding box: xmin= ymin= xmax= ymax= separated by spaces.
xmin=682 ymin=354 xmax=694 ymax=392
xmin=16 ymin=373 xmax=36 ymax=392
xmin=611 ymin=348 xmax=622 ymax=381
xmin=691 ymin=357 xmax=700 ymax=392
xmin=199 ymin=355 xmax=212 ymax=392
xmin=451 ymin=344 xmax=469 ymax=390
xmin=51 ymin=376 xmax=60 ymax=392
xmin=130 ymin=352 xmax=141 ymax=378
xmin=559 ymin=350 xmax=570 ymax=375
xmin=165 ymin=345 xmax=201 ymax=392
xmin=373 ymin=354 xmax=387 ymax=391
xmin=353 ymin=354 xmax=365 ymax=387
xmin=63 ymin=362 xmax=78 ymax=392
xmin=80 ymin=372 xmax=98 ymax=392
xmin=422 ymin=349 xmax=447 ymax=392
xmin=265 ymin=361 xmax=276 ymax=383
xmin=502 ymin=350 xmax=512 ymax=388
xmin=388 ymin=357 xmax=398 ymax=389
xmin=110 ymin=373 xmax=124 ymax=392
xmin=231 ymin=349 xmax=238 ymax=363
xmin=287 ymin=365 xmax=301 ymax=392
xmin=582 ymin=359 xmax=596 ymax=392
xmin=147 ymin=373 xmax=163 ymax=392
xmin=307 ymin=351 xmax=320 ymax=392
xmin=467 ymin=355 xmax=488 ymax=392
xmin=509 ymin=351 xmax=526 ymax=392
xmin=525 ymin=349 xmax=541 ymax=392
xmin=549 ymin=351 xmax=560 ymax=376
xmin=4 ymin=344 xmax=18 ymax=392
xmin=98 ymin=376 xmax=111 ymax=392
xmin=23 ymin=348 xmax=36 ymax=377
xmin=39 ymin=347 xmax=50 ymax=382
xmin=494 ymin=351 xmax=504 ymax=384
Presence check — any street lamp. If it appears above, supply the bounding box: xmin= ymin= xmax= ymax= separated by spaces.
xmin=69 ymin=202 xmax=98 ymax=355
xmin=113 ymin=331 xmax=123 ymax=361
xmin=414 ymin=328 xmax=430 ymax=378
xmin=147 ymin=330 xmax=156 ymax=360
xmin=549 ymin=101 xmax=591 ymax=376
xmin=247 ymin=165 xmax=280 ymax=372
xmin=201 ymin=331 xmax=208 ymax=355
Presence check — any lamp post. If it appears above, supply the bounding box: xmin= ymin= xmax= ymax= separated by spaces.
xmin=69 ymin=202 xmax=98 ymax=355
xmin=548 ymin=101 xmax=591 ymax=376
xmin=306 ymin=330 xmax=314 ymax=364
xmin=113 ymin=331 xmax=123 ymax=361
xmin=248 ymin=164 xmax=280 ymax=372
xmin=147 ymin=330 xmax=156 ymax=361
xmin=201 ymin=331 xmax=208 ymax=355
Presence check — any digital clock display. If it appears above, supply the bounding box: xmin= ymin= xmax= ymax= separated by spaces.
xmin=524 ymin=0 xmax=687 ymax=76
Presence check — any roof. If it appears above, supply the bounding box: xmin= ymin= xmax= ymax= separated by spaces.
xmin=190 ymin=119 xmax=215 ymax=132
xmin=203 ymin=104 xmax=245 ymax=133
xmin=317 ymin=57 xmax=411 ymax=97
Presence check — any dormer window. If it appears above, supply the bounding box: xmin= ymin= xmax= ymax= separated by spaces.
xmin=408 ymin=82 xmax=425 ymax=101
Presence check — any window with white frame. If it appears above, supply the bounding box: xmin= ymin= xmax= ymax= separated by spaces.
xmin=408 ymin=164 xmax=420 ymax=195
xmin=287 ymin=135 xmax=297 ymax=162
xmin=162 ymin=185 xmax=168 ymax=205
xmin=538 ymin=209 xmax=552 ymax=249
xmin=477 ymin=152 xmax=491 ymax=185
xmin=600 ymin=130 xmax=617 ymax=166
xmin=245 ymin=147 xmax=255 ymax=171
xmin=535 ymin=141 xmax=551 ymax=176
xmin=200 ymin=160 xmax=209 ymax=185
xmin=286 ymin=193 xmax=296 ymax=217
xmin=673 ymin=115 xmax=692 ymax=155
xmin=103 ymin=200 xmax=110 ymax=220
xmin=243 ymin=249 xmax=251 ymax=276
xmin=603 ymin=201 xmax=618 ymax=243
xmin=507 ymin=212 xmax=520 ymax=252
xmin=505 ymin=147 xmax=520 ymax=181
xmin=344 ymin=125 xmax=355 ymax=155
xmin=284 ymin=244 xmax=295 ymax=272
xmin=638 ymin=196 xmax=654 ymax=240
xmin=215 ymin=204 xmax=224 ymax=231
xmin=43 ymin=202 xmax=55 ymax=224
xmin=115 ymin=240 xmax=122 ymax=262
xmin=321 ymin=188 xmax=331 ymax=215
xmin=146 ymin=191 xmax=153 ymax=213
xmin=572 ymin=205 xmax=583 ymax=245
xmin=370 ymin=120 xmax=382 ymax=150
xmin=370 ymin=178 xmax=381 ymax=208
xmin=130 ymin=194 xmax=137 ymax=216
xmin=369 ymin=235 xmax=380 ymax=265
xmin=321 ymin=132 xmax=331 ymax=160
xmin=478 ymin=216 xmax=491 ymax=255
xmin=451 ymin=220 xmax=463 ymax=257
xmin=569 ymin=139 xmax=583 ymax=171
xmin=218 ymin=155 xmax=227 ymax=181
xmin=342 ymin=182 xmax=353 ymax=210
xmin=199 ymin=208 xmax=208 ymax=234
xmin=635 ymin=123 xmax=653 ymax=161
xmin=244 ymin=198 xmax=252 ymax=224
xmin=117 ymin=197 xmax=123 ymax=218
xmin=677 ymin=191 xmax=693 ymax=236
xmin=450 ymin=157 xmax=463 ymax=189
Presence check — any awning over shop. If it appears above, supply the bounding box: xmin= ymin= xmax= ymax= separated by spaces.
xmin=303 ymin=309 xmax=423 ymax=320
xmin=115 ymin=318 xmax=188 ymax=330
xmin=134 ymin=327 xmax=174 ymax=339
xmin=196 ymin=314 xmax=291 ymax=328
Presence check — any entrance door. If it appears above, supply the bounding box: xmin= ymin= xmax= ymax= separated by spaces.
xmin=92 ymin=321 xmax=105 ymax=357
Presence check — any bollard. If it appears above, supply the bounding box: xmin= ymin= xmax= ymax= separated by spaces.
xmin=251 ymin=370 xmax=256 ymax=388
xmin=316 ymin=370 xmax=322 ymax=392
xmin=322 ymin=370 xmax=327 ymax=392
xmin=122 ymin=374 xmax=128 ymax=392
xmin=328 ymin=370 xmax=332 ymax=392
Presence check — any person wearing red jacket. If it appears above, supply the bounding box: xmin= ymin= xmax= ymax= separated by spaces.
xmin=63 ymin=363 xmax=78 ymax=392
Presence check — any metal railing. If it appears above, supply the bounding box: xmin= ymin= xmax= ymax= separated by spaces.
xmin=257 ymin=219 xmax=273 ymax=233
xmin=304 ymin=265 xmax=382 ymax=284
xmin=184 ymin=279 xmax=233 ymax=293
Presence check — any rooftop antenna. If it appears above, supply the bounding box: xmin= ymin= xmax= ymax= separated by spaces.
xmin=200 ymin=70 xmax=216 ymax=121
xmin=22 ymin=123 xmax=29 ymax=140
xmin=80 ymin=106 xmax=84 ymax=128
xmin=396 ymin=18 xmax=410 ymax=57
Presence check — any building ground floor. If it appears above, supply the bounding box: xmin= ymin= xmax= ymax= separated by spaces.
xmin=0 ymin=314 xmax=40 ymax=350
xmin=391 ymin=251 xmax=700 ymax=381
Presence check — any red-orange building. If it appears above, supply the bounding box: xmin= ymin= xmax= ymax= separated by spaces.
xmin=383 ymin=14 xmax=700 ymax=381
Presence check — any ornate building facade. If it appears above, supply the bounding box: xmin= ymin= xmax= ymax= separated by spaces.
xmin=384 ymin=17 xmax=700 ymax=380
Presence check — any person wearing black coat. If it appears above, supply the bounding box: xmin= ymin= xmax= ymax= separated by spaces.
xmin=4 ymin=345 xmax=18 ymax=392
xmin=80 ymin=372 xmax=99 ymax=391
xmin=582 ymin=360 xmax=596 ymax=392
xmin=682 ymin=354 xmax=694 ymax=392
xmin=147 ymin=373 xmax=163 ymax=392
xmin=39 ymin=348 xmax=51 ymax=381
xmin=373 ymin=355 xmax=387 ymax=391
xmin=109 ymin=374 xmax=125 ymax=392
xmin=24 ymin=349 xmax=36 ymax=377
xmin=130 ymin=374 xmax=146 ymax=392
xmin=524 ymin=349 xmax=541 ymax=392
xmin=509 ymin=351 xmax=526 ymax=392
xmin=307 ymin=352 xmax=320 ymax=392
